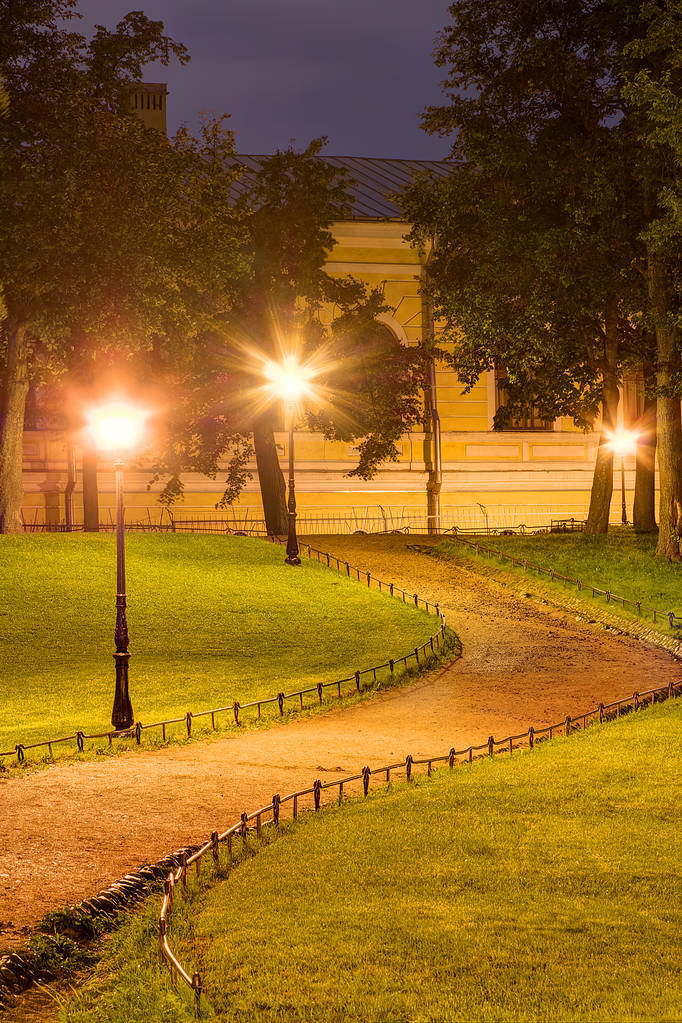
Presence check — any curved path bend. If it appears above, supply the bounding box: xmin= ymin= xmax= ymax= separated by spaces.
xmin=0 ymin=536 xmax=677 ymax=944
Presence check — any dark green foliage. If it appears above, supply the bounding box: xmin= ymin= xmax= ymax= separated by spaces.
xmin=622 ymin=1 xmax=682 ymax=557
xmin=152 ymin=141 xmax=429 ymax=524
xmin=39 ymin=909 xmax=110 ymax=942
xmin=0 ymin=1 xmax=248 ymax=532
xmin=27 ymin=933 xmax=97 ymax=976
xmin=401 ymin=0 xmax=682 ymax=538
xmin=405 ymin=0 xmax=644 ymax=417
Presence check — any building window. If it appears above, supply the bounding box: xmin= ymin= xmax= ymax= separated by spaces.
xmin=494 ymin=366 xmax=553 ymax=430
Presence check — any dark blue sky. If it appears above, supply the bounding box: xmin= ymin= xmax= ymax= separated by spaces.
xmin=78 ymin=0 xmax=452 ymax=158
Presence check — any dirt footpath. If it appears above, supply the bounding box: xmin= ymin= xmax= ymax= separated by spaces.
xmin=0 ymin=537 xmax=678 ymax=944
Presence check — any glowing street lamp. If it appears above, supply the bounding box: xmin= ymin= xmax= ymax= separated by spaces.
xmin=89 ymin=403 xmax=146 ymax=730
xmin=607 ymin=427 xmax=639 ymax=526
xmin=264 ymin=358 xmax=312 ymax=566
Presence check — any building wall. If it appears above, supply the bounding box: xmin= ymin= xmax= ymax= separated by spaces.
xmin=20 ymin=219 xmax=643 ymax=530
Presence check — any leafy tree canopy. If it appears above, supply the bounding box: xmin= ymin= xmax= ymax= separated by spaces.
xmin=151 ymin=141 xmax=429 ymax=530
xmin=0 ymin=1 xmax=247 ymax=532
xmin=401 ymin=0 xmax=665 ymax=534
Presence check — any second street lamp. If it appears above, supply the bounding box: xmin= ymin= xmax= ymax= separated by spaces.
xmin=284 ymin=400 xmax=301 ymax=566
xmin=89 ymin=403 xmax=146 ymax=730
xmin=608 ymin=427 xmax=639 ymax=526
xmin=264 ymin=358 xmax=310 ymax=566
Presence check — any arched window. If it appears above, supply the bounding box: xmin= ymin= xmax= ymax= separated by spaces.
xmin=376 ymin=313 xmax=409 ymax=346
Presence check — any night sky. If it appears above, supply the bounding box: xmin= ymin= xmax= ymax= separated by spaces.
xmin=78 ymin=0 xmax=452 ymax=158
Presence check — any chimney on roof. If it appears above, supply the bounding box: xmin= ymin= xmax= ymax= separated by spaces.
xmin=128 ymin=82 xmax=167 ymax=135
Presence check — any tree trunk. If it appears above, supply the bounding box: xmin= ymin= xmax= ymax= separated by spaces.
xmin=585 ymin=305 xmax=619 ymax=535
xmin=253 ymin=421 xmax=288 ymax=535
xmin=633 ymin=366 xmax=657 ymax=533
xmin=0 ymin=320 xmax=29 ymax=534
xmin=648 ymin=250 xmax=682 ymax=559
xmin=82 ymin=447 xmax=100 ymax=532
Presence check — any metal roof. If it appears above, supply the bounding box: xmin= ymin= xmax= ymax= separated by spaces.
xmin=229 ymin=155 xmax=451 ymax=221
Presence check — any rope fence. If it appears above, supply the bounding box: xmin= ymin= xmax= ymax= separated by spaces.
xmin=0 ymin=541 xmax=455 ymax=767
xmin=157 ymin=676 xmax=682 ymax=1016
xmin=413 ymin=535 xmax=682 ymax=630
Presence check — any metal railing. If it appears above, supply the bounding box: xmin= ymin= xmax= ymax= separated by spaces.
xmin=157 ymin=677 xmax=682 ymax=1016
xmin=21 ymin=504 xmax=593 ymax=537
xmin=419 ymin=535 xmax=682 ymax=630
xmin=0 ymin=541 xmax=455 ymax=767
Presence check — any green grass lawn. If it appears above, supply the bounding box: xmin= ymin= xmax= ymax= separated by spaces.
xmin=60 ymin=697 xmax=681 ymax=1023
xmin=435 ymin=528 xmax=682 ymax=636
xmin=0 ymin=534 xmax=435 ymax=755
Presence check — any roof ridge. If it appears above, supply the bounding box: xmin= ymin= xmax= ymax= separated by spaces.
xmin=236 ymin=153 xmax=450 ymax=165
xmin=229 ymin=154 xmax=450 ymax=220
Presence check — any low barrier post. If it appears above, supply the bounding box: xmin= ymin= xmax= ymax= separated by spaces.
xmin=158 ymin=917 xmax=166 ymax=964
xmin=193 ymin=973 xmax=202 ymax=1017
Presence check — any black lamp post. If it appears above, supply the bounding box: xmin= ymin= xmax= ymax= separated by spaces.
xmin=619 ymin=451 xmax=628 ymax=526
xmin=265 ymin=357 xmax=309 ymax=566
xmin=285 ymin=405 xmax=301 ymax=566
xmin=90 ymin=404 xmax=144 ymax=731
xmin=609 ymin=428 xmax=638 ymax=529
xmin=112 ymin=457 xmax=133 ymax=729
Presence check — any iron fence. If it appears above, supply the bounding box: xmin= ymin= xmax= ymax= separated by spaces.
xmin=21 ymin=503 xmax=593 ymax=537
xmin=157 ymin=677 xmax=682 ymax=1016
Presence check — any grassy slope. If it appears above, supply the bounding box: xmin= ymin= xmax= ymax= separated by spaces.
xmin=436 ymin=529 xmax=682 ymax=635
xmin=0 ymin=534 xmax=434 ymax=751
xmin=63 ymin=699 xmax=681 ymax=1023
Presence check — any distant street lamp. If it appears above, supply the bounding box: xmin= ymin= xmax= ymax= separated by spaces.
xmin=89 ymin=403 xmax=146 ymax=729
xmin=265 ymin=359 xmax=310 ymax=566
xmin=608 ymin=427 xmax=639 ymax=526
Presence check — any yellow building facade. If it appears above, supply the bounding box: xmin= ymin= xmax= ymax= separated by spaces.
xmin=20 ymin=146 xmax=638 ymax=533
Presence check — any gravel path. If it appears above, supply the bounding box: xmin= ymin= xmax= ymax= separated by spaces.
xmin=0 ymin=536 xmax=677 ymax=946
